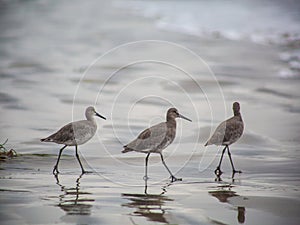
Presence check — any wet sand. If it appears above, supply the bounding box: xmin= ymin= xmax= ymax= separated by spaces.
xmin=1 ymin=0 xmax=300 ymax=224
xmin=0 ymin=153 xmax=299 ymax=225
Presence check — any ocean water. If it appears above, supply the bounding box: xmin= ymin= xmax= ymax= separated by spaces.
xmin=115 ymin=0 xmax=300 ymax=78
xmin=0 ymin=0 xmax=299 ymax=162
xmin=116 ymin=0 xmax=300 ymax=43
xmin=0 ymin=1 xmax=300 ymax=224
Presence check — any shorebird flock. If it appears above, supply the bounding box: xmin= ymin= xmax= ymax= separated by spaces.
xmin=41 ymin=102 xmax=244 ymax=181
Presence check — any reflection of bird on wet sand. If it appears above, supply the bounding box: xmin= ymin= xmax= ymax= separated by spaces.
xmin=209 ymin=185 xmax=246 ymax=224
xmin=122 ymin=178 xmax=174 ymax=224
xmin=122 ymin=192 xmax=173 ymax=224
xmin=54 ymin=174 xmax=94 ymax=215
xmin=143 ymin=177 xmax=171 ymax=195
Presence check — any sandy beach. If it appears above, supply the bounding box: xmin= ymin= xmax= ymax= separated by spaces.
xmin=1 ymin=0 xmax=300 ymax=224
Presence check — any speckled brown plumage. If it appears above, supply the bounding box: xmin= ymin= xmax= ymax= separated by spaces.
xmin=205 ymin=102 xmax=244 ymax=176
xmin=41 ymin=106 xmax=106 ymax=174
xmin=123 ymin=108 xmax=192 ymax=182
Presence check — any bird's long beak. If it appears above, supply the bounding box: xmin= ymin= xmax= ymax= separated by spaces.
xmin=95 ymin=112 xmax=106 ymax=120
xmin=179 ymin=113 xmax=192 ymax=122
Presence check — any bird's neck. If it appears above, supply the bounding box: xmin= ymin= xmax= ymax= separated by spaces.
xmin=234 ymin=112 xmax=243 ymax=121
xmin=167 ymin=118 xmax=176 ymax=128
xmin=87 ymin=116 xmax=96 ymax=124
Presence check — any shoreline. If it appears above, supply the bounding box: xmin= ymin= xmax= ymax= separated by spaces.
xmin=0 ymin=1 xmax=299 ymax=224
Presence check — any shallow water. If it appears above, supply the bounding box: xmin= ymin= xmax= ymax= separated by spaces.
xmin=0 ymin=0 xmax=300 ymax=224
xmin=0 ymin=154 xmax=299 ymax=225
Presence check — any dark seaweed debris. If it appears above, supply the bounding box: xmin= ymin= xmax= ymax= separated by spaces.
xmin=0 ymin=139 xmax=17 ymax=161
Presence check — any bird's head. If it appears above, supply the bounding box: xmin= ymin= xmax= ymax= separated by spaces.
xmin=167 ymin=108 xmax=192 ymax=122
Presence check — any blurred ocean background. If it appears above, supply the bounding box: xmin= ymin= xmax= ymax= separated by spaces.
xmin=115 ymin=0 xmax=300 ymax=78
xmin=0 ymin=1 xmax=300 ymax=225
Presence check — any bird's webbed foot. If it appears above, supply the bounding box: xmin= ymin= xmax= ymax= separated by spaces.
xmin=170 ymin=175 xmax=182 ymax=182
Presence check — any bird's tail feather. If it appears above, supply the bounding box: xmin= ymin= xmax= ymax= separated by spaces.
xmin=122 ymin=146 xmax=133 ymax=153
xmin=41 ymin=138 xmax=52 ymax=142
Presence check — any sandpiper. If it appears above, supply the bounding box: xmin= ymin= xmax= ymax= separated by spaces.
xmin=122 ymin=108 xmax=192 ymax=182
xmin=205 ymin=102 xmax=244 ymax=176
xmin=41 ymin=106 xmax=106 ymax=174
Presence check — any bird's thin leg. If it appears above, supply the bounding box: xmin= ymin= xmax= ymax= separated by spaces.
xmin=227 ymin=146 xmax=242 ymax=176
xmin=75 ymin=145 xmax=86 ymax=174
xmin=144 ymin=152 xmax=151 ymax=181
xmin=159 ymin=153 xmax=182 ymax=182
xmin=215 ymin=175 xmax=222 ymax=182
xmin=144 ymin=178 xmax=148 ymax=195
xmin=215 ymin=146 xmax=227 ymax=176
xmin=53 ymin=145 xmax=67 ymax=174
